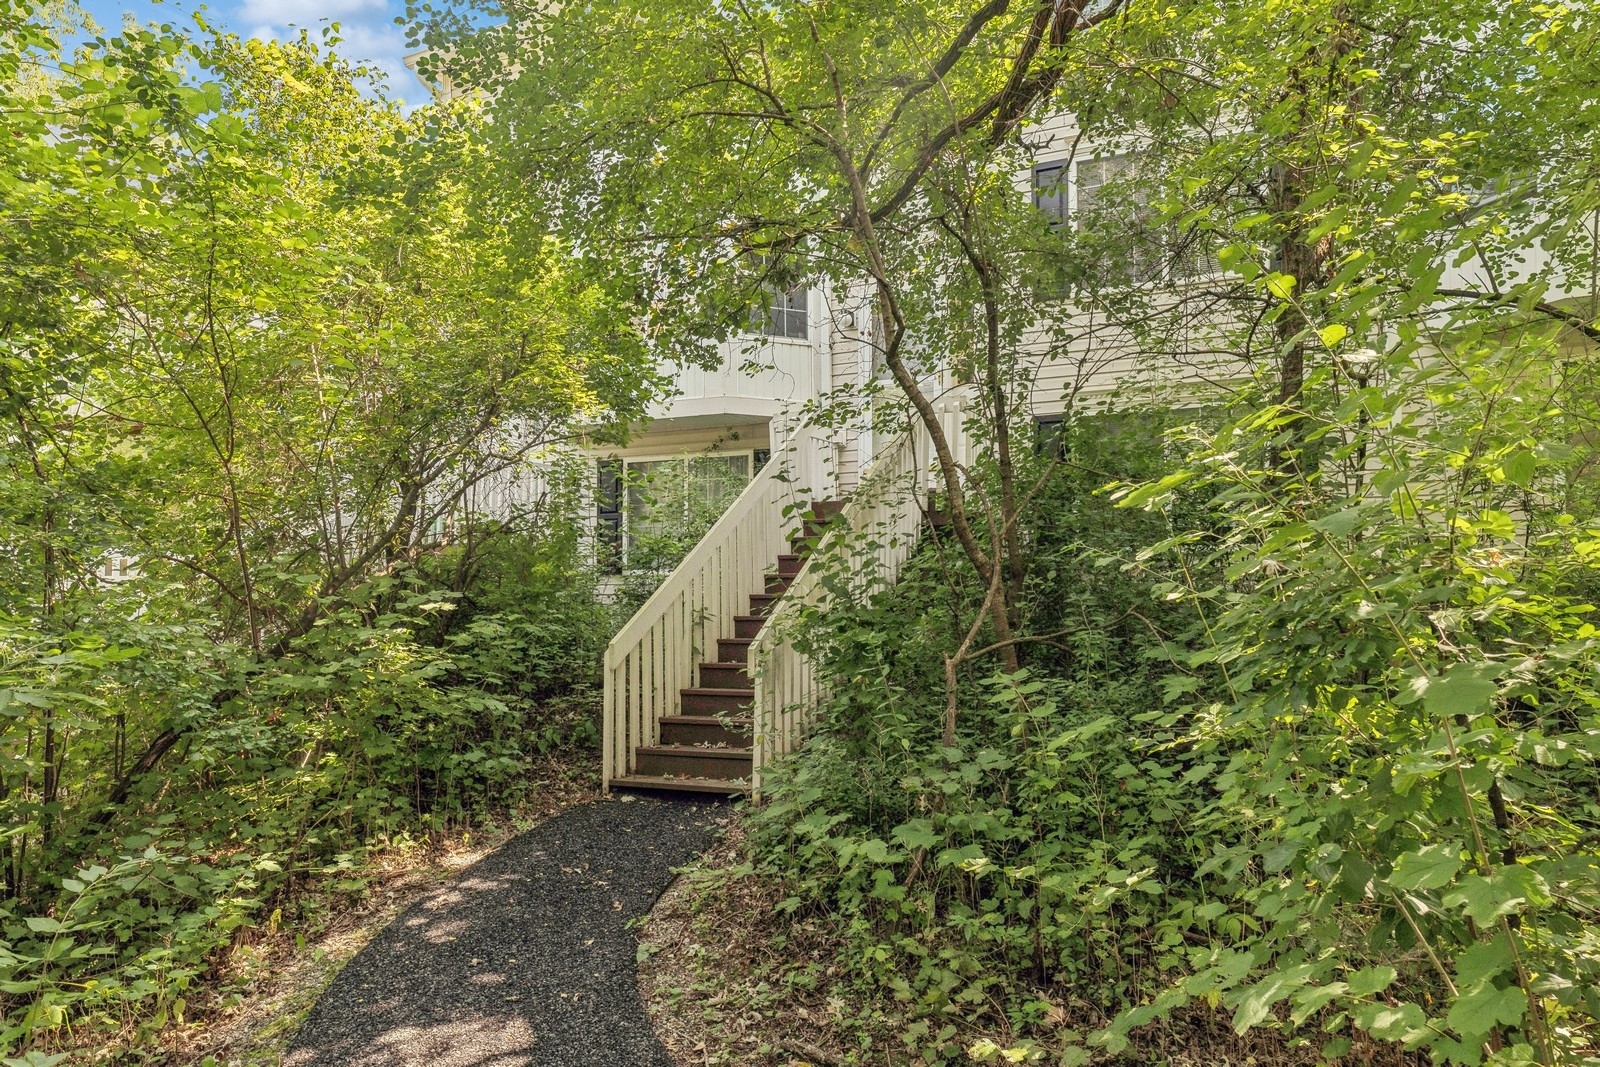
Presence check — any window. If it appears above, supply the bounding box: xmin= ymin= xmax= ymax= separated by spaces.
xmin=1034 ymin=151 xmax=1211 ymax=283
xmin=624 ymin=453 xmax=751 ymax=548
xmin=1032 ymin=156 xmax=1142 ymax=230
xmin=1078 ymin=153 xmax=1166 ymax=280
xmin=1073 ymin=153 xmax=1144 ymax=222
xmin=1033 ymin=163 xmax=1069 ymax=228
xmin=756 ymin=286 xmax=809 ymax=340
xmin=1035 ymin=414 xmax=1068 ymax=459
xmin=596 ymin=459 xmax=624 ymax=573
xmin=96 ymin=553 xmax=139 ymax=583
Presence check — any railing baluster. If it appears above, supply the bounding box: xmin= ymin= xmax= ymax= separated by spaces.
xmin=603 ymin=454 xmax=805 ymax=788
xmin=603 ymin=411 xmax=969 ymax=792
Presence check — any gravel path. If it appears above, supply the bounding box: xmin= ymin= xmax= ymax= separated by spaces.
xmin=284 ymin=795 xmax=726 ymax=1067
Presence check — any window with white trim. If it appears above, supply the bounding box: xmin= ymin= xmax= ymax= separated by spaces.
xmin=1033 ymin=151 xmax=1212 ymax=283
xmin=756 ymin=286 xmax=809 ymax=340
xmin=1033 ymin=162 xmax=1069 ymax=228
xmin=624 ymin=453 xmax=752 ymax=548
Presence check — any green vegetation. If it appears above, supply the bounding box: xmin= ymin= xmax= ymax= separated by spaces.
xmin=4 ymin=0 xmax=1600 ymax=1060
xmin=0 ymin=4 xmax=649 ymax=1054
xmin=419 ymin=0 xmax=1600 ymax=1063
xmin=613 ymin=450 xmax=761 ymax=611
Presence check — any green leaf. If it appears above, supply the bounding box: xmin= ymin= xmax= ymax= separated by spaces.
xmin=1500 ymin=450 xmax=1537 ymax=488
xmin=1455 ymin=936 xmax=1514 ymax=989
xmin=1346 ymin=966 xmax=1397 ymax=997
xmin=1289 ymin=982 xmax=1348 ymax=1026
xmin=1319 ymin=323 xmax=1350 ymax=347
xmin=855 ymin=838 xmax=895 ymax=864
xmin=1310 ymin=507 xmax=1365 ymax=537
xmin=1444 ymin=868 xmax=1549 ymax=925
xmin=1388 ymin=843 xmax=1463 ymax=891
xmin=891 ymin=819 xmax=940 ymax=851
xmin=1230 ymin=965 xmax=1315 ymax=1033
xmin=1354 ymin=1000 xmax=1427 ymax=1040
xmin=1421 ymin=663 xmax=1501 ymax=719
xmin=1446 ymin=983 xmax=1527 ymax=1040
xmin=1266 ymin=273 xmax=1297 ymax=299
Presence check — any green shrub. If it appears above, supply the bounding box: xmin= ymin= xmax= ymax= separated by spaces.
xmin=0 ymin=559 xmax=608 ymax=1052
xmin=743 ymin=363 xmax=1600 ymax=1065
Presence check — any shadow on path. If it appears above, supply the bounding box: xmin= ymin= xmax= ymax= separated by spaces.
xmin=285 ymin=795 xmax=726 ymax=1067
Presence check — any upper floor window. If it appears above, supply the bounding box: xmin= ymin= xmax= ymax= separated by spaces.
xmin=1074 ymin=153 xmax=1146 ymax=221
xmin=1033 ymin=152 xmax=1149 ymax=229
xmin=1033 ymin=151 xmax=1212 ymax=283
xmin=757 ymin=285 xmax=809 ymax=340
xmin=1033 ymin=162 xmax=1069 ymax=228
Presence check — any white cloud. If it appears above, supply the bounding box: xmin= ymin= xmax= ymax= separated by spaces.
xmin=235 ymin=0 xmax=426 ymax=105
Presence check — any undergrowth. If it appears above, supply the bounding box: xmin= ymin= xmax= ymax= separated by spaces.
xmin=732 ymin=383 xmax=1600 ymax=1066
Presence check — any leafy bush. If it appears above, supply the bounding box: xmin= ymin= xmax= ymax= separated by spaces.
xmin=741 ymin=363 xmax=1600 ymax=1065
xmin=0 ymin=563 xmax=608 ymax=1052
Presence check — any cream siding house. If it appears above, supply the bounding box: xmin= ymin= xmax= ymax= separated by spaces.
xmin=404 ymin=53 xmax=1595 ymax=795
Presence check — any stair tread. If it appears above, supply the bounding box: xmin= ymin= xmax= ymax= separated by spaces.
xmin=637 ymin=743 xmax=752 ymax=757
xmin=611 ymin=774 xmax=751 ymax=796
xmin=662 ymin=713 xmax=754 ymax=724
xmin=681 ymin=686 xmax=756 ymax=696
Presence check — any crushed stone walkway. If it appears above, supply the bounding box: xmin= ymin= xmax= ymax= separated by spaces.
xmin=285 ymin=795 xmax=727 ymax=1067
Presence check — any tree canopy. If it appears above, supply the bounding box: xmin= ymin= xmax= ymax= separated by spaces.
xmin=412 ymin=0 xmax=1600 ymax=1062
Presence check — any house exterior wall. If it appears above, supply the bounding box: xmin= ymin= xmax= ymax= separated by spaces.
xmin=452 ymin=104 xmax=1594 ymax=547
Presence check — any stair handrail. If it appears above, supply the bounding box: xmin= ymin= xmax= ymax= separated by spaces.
xmin=602 ymin=434 xmax=822 ymax=789
xmin=748 ymin=389 xmax=974 ymax=797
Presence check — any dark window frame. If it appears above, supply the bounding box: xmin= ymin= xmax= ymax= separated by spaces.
xmin=1034 ymin=414 xmax=1069 ymax=459
xmin=1032 ymin=162 xmax=1069 ymax=229
xmin=596 ymin=458 xmax=624 ymax=574
xmin=1033 ymin=151 xmax=1215 ymax=286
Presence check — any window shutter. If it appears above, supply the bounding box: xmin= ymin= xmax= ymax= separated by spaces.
xmin=1033 ymin=163 xmax=1068 ymax=227
xmin=596 ymin=459 xmax=623 ymax=574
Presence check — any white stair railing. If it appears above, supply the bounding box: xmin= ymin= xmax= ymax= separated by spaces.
xmin=747 ymin=389 xmax=974 ymax=797
xmin=602 ymin=431 xmax=825 ymax=789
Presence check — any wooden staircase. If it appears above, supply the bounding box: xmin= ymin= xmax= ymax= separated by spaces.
xmin=610 ymin=501 xmax=843 ymax=796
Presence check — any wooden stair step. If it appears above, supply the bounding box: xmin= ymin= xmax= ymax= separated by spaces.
xmin=775 ymin=553 xmax=804 ymax=576
xmin=681 ymin=687 xmax=754 ymax=714
xmin=748 ymin=592 xmax=780 ymax=614
xmin=635 ymin=744 xmax=753 ymax=779
xmin=611 ymin=774 xmax=750 ymax=797
xmin=716 ymin=637 xmax=754 ymax=662
xmin=698 ymin=661 xmax=752 ymax=689
xmin=764 ymin=572 xmax=794 ymax=594
xmin=792 ymin=503 xmax=847 ymax=551
xmin=733 ymin=615 xmax=767 ymax=639
xmin=659 ymin=714 xmax=753 ymax=746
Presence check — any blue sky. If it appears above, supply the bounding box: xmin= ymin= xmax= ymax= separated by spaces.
xmin=75 ymin=0 xmax=431 ymax=105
